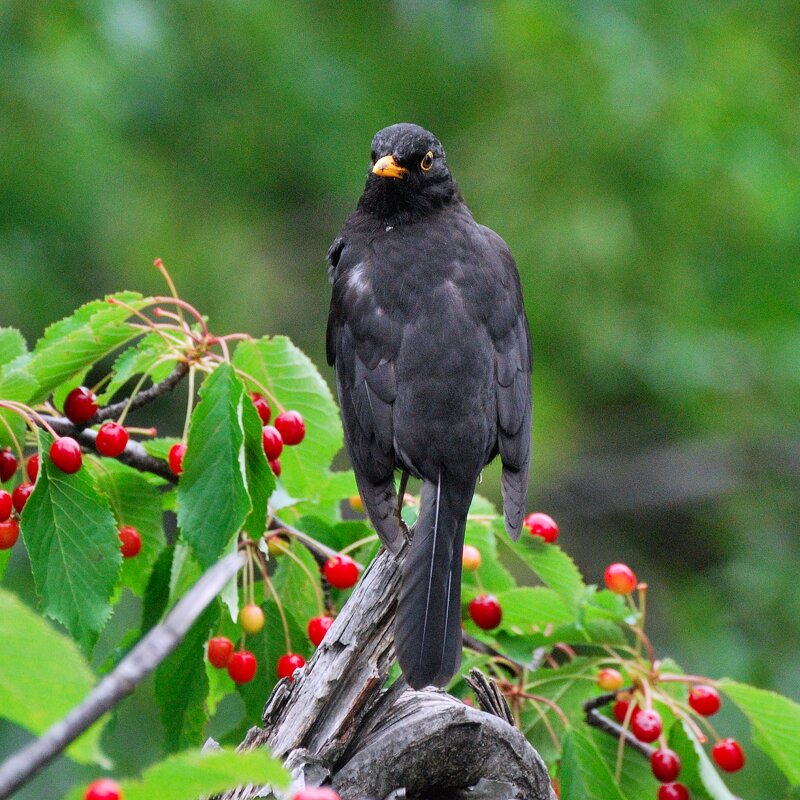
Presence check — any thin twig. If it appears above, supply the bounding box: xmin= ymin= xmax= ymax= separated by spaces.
xmin=582 ymin=691 xmax=655 ymax=760
xmin=0 ymin=550 xmax=247 ymax=799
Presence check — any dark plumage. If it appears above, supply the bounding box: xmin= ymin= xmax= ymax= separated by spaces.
xmin=326 ymin=123 xmax=532 ymax=689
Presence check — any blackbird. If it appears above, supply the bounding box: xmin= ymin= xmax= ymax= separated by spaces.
xmin=326 ymin=123 xmax=532 ymax=689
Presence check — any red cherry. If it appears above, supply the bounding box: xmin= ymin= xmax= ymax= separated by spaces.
xmin=323 ymin=554 xmax=359 ymax=589
xmin=83 ymin=778 xmax=122 ymax=800
xmin=604 ymin=562 xmax=637 ymax=594
xmin=524 ymin=511 xmax=559 ymax=543
xmin=0 ymin=519 xmax=20 ymax=550
xmin=26 ymin=454 xmax=39 ymax=482
xmin=207 ymin=636 xmax=234 ymax=668
xmin=12 ymin=483 xmax=33 ymax=513
xmin=96 ymin=422 xmax=129 ymax=457
xmin=468 ymin=594 xmax=502 ymax=630
xmin=250 ymin=392 xmax=272 ymax=424
xmin=168 ymin=443 xmax=186 ymax=475
xmin=0 ymin=449 xmax=18 ymax=482
xmin=712 ymin=738 xmax=745 ymax=772
xmin=631 ymin=708 xmax=663 ymax=743
xmin=688 ymin=684 xmax=721 ymax=717
xmin=64 ymin=386 xmax=98 ymax=424
xmin=651 ymin=748 xmax=681 ymax=783
xmin=0 ymin=490 xmax=12 ymax=522
xmin=261 ymin=426 xmax=283 ymax=460
xmin=277 ymin=652 xmax=305 ymax=681
xmin=50 ymin=437 xmax=83 ymax=473
xmin=462 ymin=544 xmax=482 ymax=571
xmin=597 ymin=668 xmax=624 ymax=691
xmin=291 ymin=789 xmax=341 ymax=800
xmin=269 ymin=458 xmax=281 ymax=477
xmin=275 ymin=410 xmax=305 ymax=446
xmin=227 ymin=650 xmax=257 ymax=684
xmin=612 ymin=698 xmax=633 ymax=723
xmin=657 ymin=784 xmax=689 ymax=800
xmin=118 ymin=526 xmax=142 ymax=558
xmin=307 ymin=615 xmax=334 ymax=647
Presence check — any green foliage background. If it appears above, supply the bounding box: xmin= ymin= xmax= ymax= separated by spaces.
xmin=0 ymin=2 xmax=798 ymax=797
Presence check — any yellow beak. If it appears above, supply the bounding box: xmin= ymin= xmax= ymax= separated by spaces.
xmin=372 ymin=154 xmax=408 ymax=179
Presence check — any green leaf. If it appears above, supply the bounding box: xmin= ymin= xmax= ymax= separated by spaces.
xmin=25 ymin=292 xmax=149 ymax=402
xmin=21 ymin=430 xmax=121 ymax=651
xmin=97 ymin=332 xmax=178 ymax=404
xmin=590 ymin=727 xmax=660 ymax=800
xmin=463 ymin=510 xmax=516 ymax=595
xmin=669 ymin=720 xmax=738 ymax=800
xmin=154 ymin=602 xmax=218 ymax=753
xmin=0 ymin=327 xmax=27 ymax=368
xmin=495 ymin=587 xmax=574 ymax=633
xmin=233 ymin=336 xmax=343 ymax=510
xmin=719 ymin=679 xmax=800 ymax=785
xmin=177 ymin=364 xmax=251 ymax=567
xmin=242 ymin=385 xmax=275 ymax=538
xmin=89 ymin=459 xmax=166 ymax=596
xmin=560 ymin=729 xmax=627 ymax=800
xmin=501 ymin=535 xmax=586 ymax=611
xmin=0 ymin=587 xmax=106 ymax=764
xmin=141 ymin=545 xmax=174 ymax=633
xmin=271 ymin=538 xmax=324 ymax=627
xmin=65 ymin=748 xmax=289 ymax=800
xmin=142 ymin=437 xmax=181 ymax=462
xmin=0 ymin=351 xmax=38 ymax=449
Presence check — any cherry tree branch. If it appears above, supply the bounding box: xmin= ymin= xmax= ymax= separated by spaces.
xmin=582 ymin=691 xmax=655 ymax=759
xmin=0 ymin=550 xmax=247 ymax=800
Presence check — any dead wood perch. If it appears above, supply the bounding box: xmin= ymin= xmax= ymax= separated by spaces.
xmin=218 ymin=545 xmax=556 ymax=800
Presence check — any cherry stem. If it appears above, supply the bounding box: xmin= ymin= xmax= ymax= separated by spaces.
xmin=272 ymin=539 xmax=325 ymax=613
xmin=253 ymin=546 xmax=291 ymax=653
xmin=152 ymin=296 xmax=208 ymax=338
xmin=0 ymin=402 xmax=58 ymax=439
xmin=182 ymin=366 xmax=196 ymax=442
xmin=269 ymin=515 xmax=360 ymax=569
xmin=657 ymin=673 xmax=715 ymax=685
xmin=0 ymin=414 xmax=25 ymax=464
xmin=106 ymin=296 xmax=179 ymax=349
xmin=339 ymin=533 xmax=380 ymax=555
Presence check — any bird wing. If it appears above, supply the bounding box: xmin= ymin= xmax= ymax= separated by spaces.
xmin=481 ymin=226 xmax=533 ymax=540
xmin=326 ymin=235 xmax=405 ymax=554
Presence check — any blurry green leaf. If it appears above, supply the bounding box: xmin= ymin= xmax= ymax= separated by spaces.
xmin=178 ymin=364 xmax=251 ymax=567
xmin=495 ymin=587 xmax=574 ymax=633
xmin=169 ymin=541 xmax=202 ymax=605
xmin=0 ymin=587 xmax=105 ymax=764
xmin=719 ymin=679 xmax=800 ymax=785
xmin=154 ymin=602 xmax=218 ymax=753
xmin=669 ymin=720 xmax=738 ymax=800
xmin=142 ymin=437 xmax=181 ymax=462
xmin=0 ymin=328 xmax=27 ymax=368
xmin=21 ymin=431 xmax=121 ymax=651
xmin=560 ymin=729 xmax=627 ymax=800
xmin=141 ymin=545 xmax=174 ymax=634
xmin=90 ymin=459 xmax=166 ymax=596
xmin=65 ymin=748 xmax=288 ymax=800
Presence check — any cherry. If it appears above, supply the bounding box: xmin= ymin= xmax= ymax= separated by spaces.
xmin=12 ymin=483 xmax=33 ymax=513
xmin=688 ymin=684 xmax=721 ymax=717
xmin=631 ymin=708 xmax=663 ymax=743
xmin=291 ymin=789 xmax=341 ymax=800
xmin=711 ymin=738 xmax=745 ymax=772
xmin=308 ymin=615 xmax=334 ymax=647
xmin=277 ymin=653 xmax=305 ymax=681
xmin=96 ymin=422 xmax=129 ymax=457
xmin=651 ymin=748 xmax=681 ymax=783
xmin=348 ymin=495 xmax=365 ymax=513
xmin=596 ymin=668 xmax=623 ymax=691
xmin=468 ymin=594 xmax=502 ymax=630
xmin=118 ymin=526 xmax=142 ymax=558
xmin=240 ymin=603 xmax=265 ymax=634
xmin=524 ymin=511 xmax=559 ymax=543
xmin=657 ymin=784 xmax=689 ymax=800
xmin=269 ymin=458 xmax=281 ymax=477
xmin=324 ymin=554 xmax=359 ymax=589
xmin=64 ymin=386 xmax=98 ymax=424
xmin=0 ymin=449 xmax=18 ymax=482
xmin=83 ymin=777 xmax=122 ymax=800
xmin=266 ymin=533 xmax=289 ymax=557
xmin=50 ymin=437 xmax=83 ymax=473
xmin=0 ymin=490 xmax=12 ymax=522
xmin=0 ymin=519 xmax=20 ymax=550
xmin=168 ymin=443 xmax=186 ymax=475
xmin=227 ymin=650 xmax=257 ymax=683
xmin=275 ymin=410 xmax=305 ymax=446
xmin=612 ymin=698 xmax=633 ymax=723
xmin=261 ymin=426 xmax=283 ymax=460
xmin=26 ymin=454 xmax=39 ymax=482
xmin=604 ymin=562 xmax=637 ymax=594
xmin=462 ymin=544 xmax=482 ymax=571
xmin=250 ymin=392 xmax=272 ymax=425
xmin=207 ymin=636 xmax=234 ymax=668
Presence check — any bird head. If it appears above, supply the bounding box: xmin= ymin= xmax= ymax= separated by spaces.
xmin=358 ymin=123 xmax=458 ymax=223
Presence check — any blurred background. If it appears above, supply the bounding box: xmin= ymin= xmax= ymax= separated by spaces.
xmin=1 ymin=1 xmax=798 ymax=797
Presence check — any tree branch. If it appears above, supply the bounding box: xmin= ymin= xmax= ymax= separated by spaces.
xmin=582 ymin=690 xmax=655 ymax=759
xmin=0 ymin=550 xmax=247 ymax=800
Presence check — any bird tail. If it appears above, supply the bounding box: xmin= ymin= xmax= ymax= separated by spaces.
xmin=395 ymin=473 xmax=473 ymax=689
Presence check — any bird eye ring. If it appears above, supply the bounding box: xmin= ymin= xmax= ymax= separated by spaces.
xmin=420 ymin=151 xmax=434 ymax=172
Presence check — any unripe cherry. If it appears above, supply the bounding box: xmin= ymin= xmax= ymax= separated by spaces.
xmin=0 ymin=519 xmax=20 ymax=550
xmin=266 ymin=533 xmax=289 ymax=557
xmin=688 ymin=684 xmax=721 ymax=716
xmin=64 ymin=386 xmax=98 ymax=424
xmin=83 ymin=778 xmax=122 ymax=800
xmin=462 ymin=544 xmax=482 ymax=571
xmin=348 ymin=495 xmax=365 ymax=513
xmin=227 ymin=650 xmax=257 ymax=683
xmin=308 ymin=615 xmax=334 ymax=647
xmin=468 ymin=594 xmax=502 ymax=630
xmin=50 ymin=437 xmax=83 ymax=473
xmin=96 ymin=422 xmax=129 ymax=457
xmin=323 ymin=554 xmax=359 ymax=589
xmin=240 ymin=603 xmax=265 ymax=634
xmin=604 ymin=562 xmax=637 ymax=594
xmin=711 ymin=738 xmax=745 ymax=772
xmin=524 ymin=512 xmax=559 ymax=543
xmin=597 ymin=668 xmax=624 ymax=691
xmin=168 ymin=443 xmax=186 ymax=475
xmin=118 ymin=526 xmax=142 ymax=558
xmin=275 ymin=410 xmax=305 ymax=445
xmin=207 ymin=636 xmax=234 ymax=668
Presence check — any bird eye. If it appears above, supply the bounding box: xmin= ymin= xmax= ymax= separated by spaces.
xmin=420 ymin=151 xmax=434 ymax=172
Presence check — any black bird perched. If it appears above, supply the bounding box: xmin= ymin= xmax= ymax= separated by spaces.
xmin=326 ymin=123 xmax=532 ymax=689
